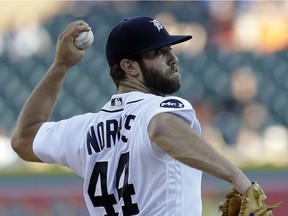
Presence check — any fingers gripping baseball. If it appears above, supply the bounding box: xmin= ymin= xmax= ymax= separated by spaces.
xmin=55 ymin=20 xmax=92 ymax=68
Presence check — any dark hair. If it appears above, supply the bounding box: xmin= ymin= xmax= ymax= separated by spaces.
xmin=109 ymin=55 xmax=142 ymax=88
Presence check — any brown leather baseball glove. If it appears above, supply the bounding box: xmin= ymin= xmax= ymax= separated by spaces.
xmin=219 ymin=182 xmax=282 ymax=216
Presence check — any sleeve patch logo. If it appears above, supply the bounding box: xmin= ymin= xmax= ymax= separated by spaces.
xmin=160 ymin=99 xmax=185 ymax=108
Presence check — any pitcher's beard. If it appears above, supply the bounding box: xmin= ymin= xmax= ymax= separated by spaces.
xmin=139 ymin=61 xmax=181 ymax=95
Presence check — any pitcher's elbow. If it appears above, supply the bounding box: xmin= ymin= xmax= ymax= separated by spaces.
xmin=11 ymin=135 xmax=25 ymax=159
xmin=11 ymin=135 xmax=34 ymax=162
xmin=11 ymin=134 xmax=19 ymax=152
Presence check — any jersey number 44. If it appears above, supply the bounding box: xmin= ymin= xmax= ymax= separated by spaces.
xmin=88 ymin=152 xmax=140 ymax=216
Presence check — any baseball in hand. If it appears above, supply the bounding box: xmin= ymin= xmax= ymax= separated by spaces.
xmin=74 ymin=30 xmax=94 ymax=49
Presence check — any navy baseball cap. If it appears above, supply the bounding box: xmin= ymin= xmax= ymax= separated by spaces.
xmin=105 ymin=16 xmax=192 ymax=67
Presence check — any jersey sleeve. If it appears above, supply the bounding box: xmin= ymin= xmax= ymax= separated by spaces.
xmin=32 ymin=113 xmax=95 ymax=177
xmin=137 ymin=96 xmax=201 ymax=162
xmin=145 ymin=96 xmax=201 ymax=134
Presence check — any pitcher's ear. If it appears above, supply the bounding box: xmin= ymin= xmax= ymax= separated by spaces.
xmin=120 ymin=59 xmax=139 ymax=76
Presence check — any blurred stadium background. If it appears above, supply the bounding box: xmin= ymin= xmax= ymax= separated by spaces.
xmin=0 ymin=1 xmax=287 ymax=215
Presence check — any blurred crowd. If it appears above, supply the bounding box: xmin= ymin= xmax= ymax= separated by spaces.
xmin=0 ymin=1 xmax=288 ymax=171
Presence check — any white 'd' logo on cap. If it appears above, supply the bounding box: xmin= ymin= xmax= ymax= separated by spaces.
xmin=150 ymin=19 xmax=163 ymax=32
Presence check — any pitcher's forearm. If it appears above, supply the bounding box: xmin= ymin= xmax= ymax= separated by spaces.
xmin=22 ymin=63 xmax=69 ymax=125
xmin=173 ymin=131 xmax=251 ymax=194
xmin=11 ymin=63 xmax=69 ymax=161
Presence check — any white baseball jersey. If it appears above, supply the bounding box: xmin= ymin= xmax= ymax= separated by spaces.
xmin=33 ymin=91 xmax=202 ymax=216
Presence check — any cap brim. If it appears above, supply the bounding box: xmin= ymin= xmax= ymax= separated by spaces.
xmin=132 ymin=35 xmax=192 ymax=56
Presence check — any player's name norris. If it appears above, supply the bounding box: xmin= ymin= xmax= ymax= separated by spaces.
xmin=86 ymin=114 xmax=136 ymax=155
